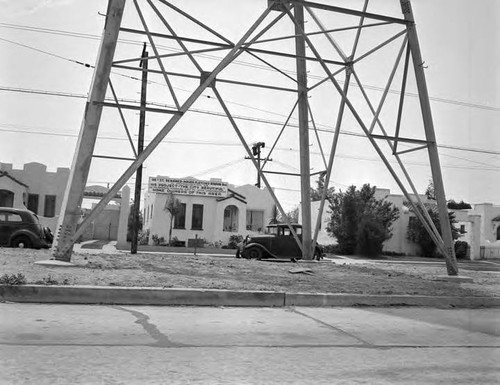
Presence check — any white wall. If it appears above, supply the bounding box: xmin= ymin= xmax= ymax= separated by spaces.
xmin=0 ymin=162 xmax=69 ymax=232
xmin=143 ymin=183 xmax=275 ymax=245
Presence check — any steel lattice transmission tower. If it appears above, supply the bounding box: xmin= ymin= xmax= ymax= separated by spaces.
xmin=52 ymin=0 xmax=459 ymax=275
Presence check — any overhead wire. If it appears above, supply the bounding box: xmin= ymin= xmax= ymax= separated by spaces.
xmin=2 ymin=124 xmax=500 ymax=173
xmin=2 ymin=86 xmax=500 ymax=160
xmin=1 ymin=23 xmax=499 ymax=187
xmin=0 ymin=22 xmax=499 ymax=112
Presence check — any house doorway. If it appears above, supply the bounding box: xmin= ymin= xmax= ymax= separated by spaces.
xmin=223 ymin=205 xmax=239 ymax=232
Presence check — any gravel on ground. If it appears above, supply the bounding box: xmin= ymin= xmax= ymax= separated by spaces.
xmin=1 ymin=248 xmax=499 ymax=297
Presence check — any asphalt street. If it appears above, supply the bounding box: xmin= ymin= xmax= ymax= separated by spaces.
xmin=0 ymin=304 xmax=499 ymax=384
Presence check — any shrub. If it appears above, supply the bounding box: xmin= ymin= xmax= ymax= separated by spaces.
xmin=169 ymin=236 xmax=185 ymax=247
xmin=127 ymin=203 xmax=143 ymax=242
xmin=151 ymin=234 xmax=165 ymax=246
xmin=454 ymin=240 xmax=469 ymax=260
xmin=0 ymin=273 xmax=26 ymax=285
xmin=406 ymin=206 xmax=459 ymax=258
xmin=34 ymin=275 xmax=70 ymax=285
xmin=138 ymin=229 xmax=149 ymax=245
xmin=327 ymin=184 xmax=399 ymax=255
xmin=356 ymin=218 xmax=386 ymax=258
xmin=227 ymin=234 xmax=244 ymax=249
xmin=382 ymin=250 xmax=406 ymax=257
xmin=206 ymin=240 xmax=223 ymax=248
xmin=321 ymin=244 xmax=338 ymax=254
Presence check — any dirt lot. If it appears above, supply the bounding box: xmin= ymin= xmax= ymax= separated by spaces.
xmin=1 ymin=247 xmax=499 ymax=297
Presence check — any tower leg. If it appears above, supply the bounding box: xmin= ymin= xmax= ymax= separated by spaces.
xmin=400 ymin=0 xmax=458 ymax=275
xmin=52 ymin=0 xmax=126 ymax=261
xmin=294 ymin=2 xmax=313 ymax=260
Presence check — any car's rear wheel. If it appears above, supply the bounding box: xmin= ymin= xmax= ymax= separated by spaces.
xmin=12 ymin=236 xmax=32 ymax=249
xmin=246 ymin=247 xmax=263 ymax=260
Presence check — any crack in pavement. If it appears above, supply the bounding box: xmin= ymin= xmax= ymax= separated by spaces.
xmin=289 ymin=308 xmax=373 ymax=346
xmin=110 ymin=305 xmax=187 ymax=347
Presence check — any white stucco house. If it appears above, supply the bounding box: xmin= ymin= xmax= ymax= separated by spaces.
xmin=142 ymin=176 xmax=276 ymax=246
xmin=0 ymin=162 xmax=70 ymax=231
xmin=0 ymin=162 xmax=127 ymax=241
xmin=453 ymin=203 xmax=500 ymax=260
xmin=309 ymin=186 xmax=500 ymax=260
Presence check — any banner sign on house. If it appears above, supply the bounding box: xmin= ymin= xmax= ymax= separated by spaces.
xmin=148 ymin=177 xmax=228 ymax=197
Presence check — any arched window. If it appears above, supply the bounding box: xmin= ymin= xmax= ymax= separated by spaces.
xmin=223 ymin=205 xmax=239 ymax=232
xmin=0 ymin=190 xmax=14 ymax=207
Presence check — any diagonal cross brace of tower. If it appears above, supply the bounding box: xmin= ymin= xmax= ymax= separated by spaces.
xmin=52 ymin=0 xmax=458 ymax=275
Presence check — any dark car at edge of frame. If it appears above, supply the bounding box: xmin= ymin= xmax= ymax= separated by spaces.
xmin=0 ymin=207 xmax=52 ymax=249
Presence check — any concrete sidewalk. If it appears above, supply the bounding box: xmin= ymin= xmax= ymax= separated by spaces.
xmin=1 ymin=304 xmax=499 ymax=384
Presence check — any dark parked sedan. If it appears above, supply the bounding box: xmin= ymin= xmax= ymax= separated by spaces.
xmin=236 ymin=223 xmax=324 ymax=260
xmin=0 ymin=207 xmax=51 ymax=249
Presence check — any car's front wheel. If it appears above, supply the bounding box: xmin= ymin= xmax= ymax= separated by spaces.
xmin=246 ymin=247 xmax=263 ymax=260
xmin=11 ymin=236 xmax=32 ymax=249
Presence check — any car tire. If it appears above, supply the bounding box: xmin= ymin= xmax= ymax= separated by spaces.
xmin=12 ymin=236 xmax=32 ymax=249
xmin=246 ymin=247 xmax=263 ymax=260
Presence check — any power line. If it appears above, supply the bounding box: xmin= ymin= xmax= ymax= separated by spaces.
xmin=0 ymin=36 xmax=94 ymax=68
xmin=1 ymin=23 xmax=499 ymax=113
xmin=2 ymin=125 xmax=499 ymax=173
xmin=2 ymin=85 xmax=500 ymax=159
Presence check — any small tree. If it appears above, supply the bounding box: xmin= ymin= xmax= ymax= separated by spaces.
xmin=326 ymin=184 xmax=399 ymax=256
xmin=269 ymin=204 xmax=299 ymax=224
xmin=269 ymin=204 xmax=280 ymax=224
xmin=406 ymin=205 xmax=459 ymax=257
xmin=425 ymin=180 xmax=435 ymax=201
xmin=285 ymin=206 xmax=299 ymax=223
xmin=127 ymin=203 xmax=143 ymax=242
xmin=310 ymin=172 xmax=335 ymax=202
xmin=164 ymin=193 xmax=182 ymax=246
xmin=447 ymin=200 xmax=472 ymax=210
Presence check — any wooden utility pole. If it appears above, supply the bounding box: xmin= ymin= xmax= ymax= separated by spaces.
xmin=131 ymin=43 xmax=148 ymax=254
xmin=294 ymin=2 xmax=312 ymax=260
xmin=245 ymin=142 xmax=268 ymax=188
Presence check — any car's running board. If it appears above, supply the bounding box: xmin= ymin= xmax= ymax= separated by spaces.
xmin=259 ymin=258 xmax=298 ymax=263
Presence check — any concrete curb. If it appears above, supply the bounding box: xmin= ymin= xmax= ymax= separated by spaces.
xmin=284 ymin=293 xmax=500 ymax=308
xmin=1 ymin=285 xmax=499 ymax=308
xmin=0 ymin=285 xmax=285 ymax=307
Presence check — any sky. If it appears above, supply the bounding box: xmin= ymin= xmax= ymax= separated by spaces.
xmin=0 ymin=0 xmax=499 ymax=211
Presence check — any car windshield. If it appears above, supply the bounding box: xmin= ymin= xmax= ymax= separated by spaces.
xmin=266 ymin=225 xmax=302 ymax=236
xmin=267 ymin=226 xmax=279 ymax=235
xmin=282 ymin=226 xmax=302 ymax=236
